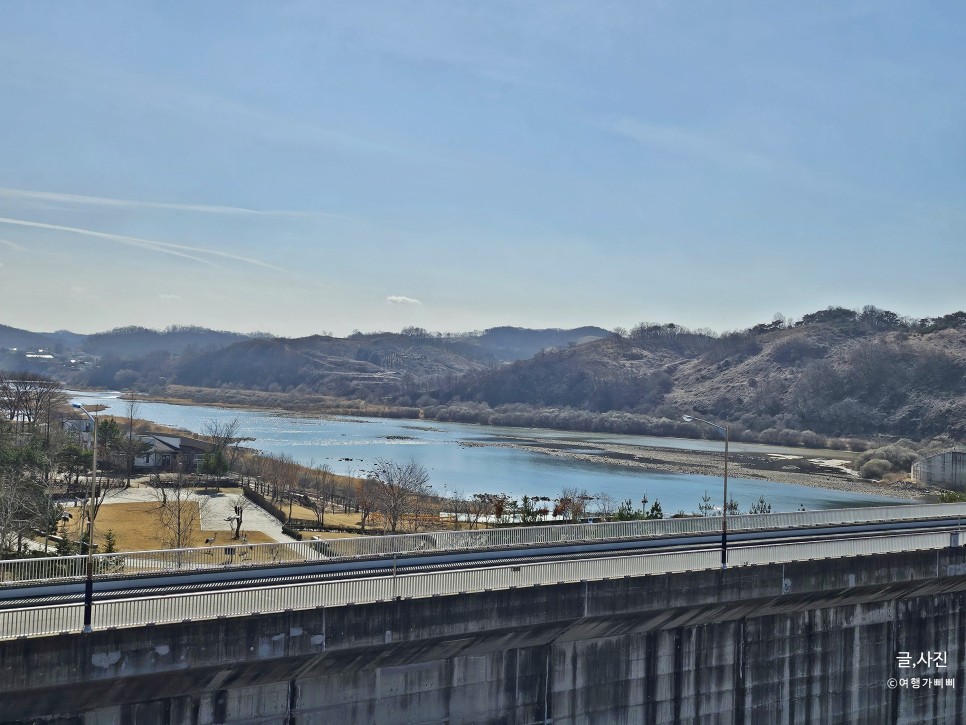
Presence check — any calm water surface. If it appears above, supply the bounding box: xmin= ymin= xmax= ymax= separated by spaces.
xmin=70 ymin=391 xmax=905 ymax=514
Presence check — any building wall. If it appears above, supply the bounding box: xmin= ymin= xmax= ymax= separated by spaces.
xmin=912 ymin=450 xmax=966 ymax=491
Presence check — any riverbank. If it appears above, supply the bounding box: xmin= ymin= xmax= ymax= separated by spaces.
xmin=105 ymin=386 xmax=932 ymax=503
xmin=462 ymin=438 xmax=934 ymax=502
xmin=128 ymin=385 xmax=420 ymax=419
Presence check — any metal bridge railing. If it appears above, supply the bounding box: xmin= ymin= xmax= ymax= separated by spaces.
xmin=0 ymin=529 xmax=960 ymax=640
xmin=0 ymin=602 xmax=84 ymax=639
xmin=2 ymin=502 xmax=965 ymax=587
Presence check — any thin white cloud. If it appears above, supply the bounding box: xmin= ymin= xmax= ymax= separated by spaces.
xmin=159 ymin=293 xmax=182 ymax=301
xmin=0 ymin=217 xmax=286 ymax=272
xmin=603 ymin=117 xmax=774 ymax=171
xmin=0 ymin=238 xmax=26 ymax=251
xmin=387 ymin=295 xmax=422 ymax=305
xmin=0 ymin=187 xmax=350 ymax=221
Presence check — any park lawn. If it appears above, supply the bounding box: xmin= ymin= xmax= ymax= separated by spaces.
xmin=316 ymin=511 xmax=365 ymax=528
xmin=287 ymin=504 xmax=485 ymax=533
xmin=61 ymin=502 xmax=278 ymax=553
xmin=296 ymin=530 xmax=362 ymax=539
xmin=285 ymin=501 xmax=322 ymax=520
xmin=286 ymin=504 xmax=365 ymax=530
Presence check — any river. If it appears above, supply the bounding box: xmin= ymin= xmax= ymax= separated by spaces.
xmin=69 ymin=391 xmax=905 ymax=514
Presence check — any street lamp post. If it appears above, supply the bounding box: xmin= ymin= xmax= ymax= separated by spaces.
xmin=683 ymin=415 xmax=729 ymax=569
xmin=72 ymin=403 xmax=99 ymax=632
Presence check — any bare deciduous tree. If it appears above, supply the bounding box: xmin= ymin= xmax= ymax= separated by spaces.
xmin=4 ymin=374 xmax=63 ymax=429
xmin=447 ymin=488 xmax=466 ymax=530
xmin=356 ymin=477 xmax=378 ymax=533
xmin=593 ymin=492 xmax=616 ymax=520
xmin=226 ymin=495 xmax=251 ymax=540
xmin=0 ymin=460 xmax=48 ymax=554
xmin=151 ymin=471 xmax=207 ymax=554
xmin=554 ymin=486 xmax=592 ymax=522
xmin=118 ymin=396 xmax=150 ymax=488
xmin=467 ymin=493 xmax=494 ymax=530
xmin=369 ymin=459 xmax=430 ymax=533
xmin=203 ymin=418 xmax=251 ymax=474
xmin=305 ymin=463 xmax=336 ymax=527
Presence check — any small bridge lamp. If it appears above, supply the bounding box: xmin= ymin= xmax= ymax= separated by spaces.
xmin=71 ymin=402 xmax=99 ymax=632
xmin=683 ymin=415 xmax=730 ymax=569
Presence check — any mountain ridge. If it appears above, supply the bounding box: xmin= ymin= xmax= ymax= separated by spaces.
xmin=2 ymin=308 xmax=964 ymax=442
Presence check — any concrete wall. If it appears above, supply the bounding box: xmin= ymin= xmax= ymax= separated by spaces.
xmin=2 ymin=548 xmax=965 ymax=724
xmin=912 ymin=449 xmax=966 ymax=491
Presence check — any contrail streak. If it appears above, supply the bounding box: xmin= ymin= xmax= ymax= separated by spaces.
xmin=0 ymin=217 xmax=286 ymax=271
xmin=0 ymin=187 xmax=351 ymax=221
xmin=0 ymin=238 xmax=27 ymax=251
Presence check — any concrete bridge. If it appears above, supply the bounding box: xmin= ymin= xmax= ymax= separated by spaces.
xmin=1 ymin=505 xmax=965 ymax=723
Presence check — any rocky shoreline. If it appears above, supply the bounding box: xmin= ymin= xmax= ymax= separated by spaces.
xmin=462 ymin=438 xmax=936 ymax=502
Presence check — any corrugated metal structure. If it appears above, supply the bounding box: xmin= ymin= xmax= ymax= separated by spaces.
xmin=912 ymin=448 xmax=966 ymax=491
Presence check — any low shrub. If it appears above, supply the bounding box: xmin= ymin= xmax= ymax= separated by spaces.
xmin=859 ymin=459 xmax=892 ymax=479
xmin=855 ymin=445 xmax=918 ymax=472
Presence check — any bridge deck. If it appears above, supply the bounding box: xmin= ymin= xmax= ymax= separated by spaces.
xmin=2 ymin=502 xmax=965 ymax=588
xmin=2 ymin=526 xmax=963 ymax=640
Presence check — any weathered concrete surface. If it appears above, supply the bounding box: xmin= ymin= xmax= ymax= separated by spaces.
xmin=1 ymin=548 xmax=965 ymax=724
xmin=913 ymin=448 xmax=966 ymax=491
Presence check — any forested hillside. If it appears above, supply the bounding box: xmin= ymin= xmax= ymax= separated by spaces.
xmin=80 ymin=325 xmax=260 ymax=357
xmin=66 ymin=327 xmax=607 ymax=398
xmin=0 ymin=323 xmax=260 ymax=376
xmin=424 ymin=308 xmax=966 ymax=443
xmin=3 ymin=308 xmax=964 ymax=443
xmin=0 ymin=324 xmax=71 ymax=352
xmin=474 ymin=326 xmax=610 ymax=361
xmin=169 ymin=333 xmax=494 ymax=400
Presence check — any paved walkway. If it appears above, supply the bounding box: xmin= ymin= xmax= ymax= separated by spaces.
xmin=101 ymin=485 xmax=298 ymax=543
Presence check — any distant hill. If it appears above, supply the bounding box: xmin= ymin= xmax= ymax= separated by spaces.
xmin=190 ymin=333 xmax=497 ymax=399
xmin=81 ymin=325 xmax=257 ymax=357
xmin=0 ymin=322 xmax=613 ymax=393
xmin=126 ymin=326 xmax=611 ymax=396
xmin=475 ymin=326 xmax=611 ymax=361
xmin=0 ymin=324 xmax=62 ymax=353
xmin=0 ymin=323 xmax=259 ymax=358
xmin=7 ymin=310 xmax=963 ymax=444
xmin=427 ymin=307 xmax=966 ymax=442
xmin=0 ymin=325 xmax=83 ymax=375
xmin=0 ymin=323 xmax=264 ymax=378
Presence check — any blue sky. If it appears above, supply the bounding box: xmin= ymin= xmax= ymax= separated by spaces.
xmin=0 ymin=2 xmax=963 ymax=337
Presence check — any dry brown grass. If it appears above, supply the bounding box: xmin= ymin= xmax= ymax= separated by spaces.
xmin=296 ymin=530 xmax=362 ymax=539
xmin=288 ymin=503 xmax=487 ymax=534
xmin=61 ymin=502 xmax=277 ymax=553
xmin=284 ymin=502 xmax=318 ymax=520
xmin=285 ymin=503 xmax=365 ymax=529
